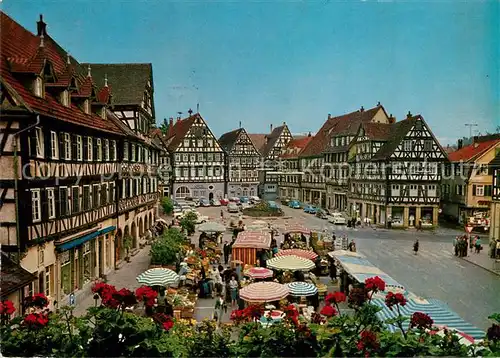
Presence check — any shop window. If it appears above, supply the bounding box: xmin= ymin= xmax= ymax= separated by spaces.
xmin=82 ymin=242 xmax=93 ymax=285
xmin=45 ymin=266 xmax=52 ymax=297
xmin=60 ymin=250 xmax=72 ymax=296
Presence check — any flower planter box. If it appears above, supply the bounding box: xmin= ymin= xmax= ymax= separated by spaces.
xmin=181 ymin=308 xmax=194 ymax=319
xmin=173 ymin=309 xmax=182 ymax=320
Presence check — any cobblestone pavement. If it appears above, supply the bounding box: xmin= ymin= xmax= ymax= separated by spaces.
xmin=73 ymin=247 xmax=151 ymax=316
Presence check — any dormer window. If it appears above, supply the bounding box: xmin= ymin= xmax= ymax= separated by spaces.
xmin=33 ymin=77 xmax=44 ymax=98
xmin=83 ymin=100 xmax=90 ymax=114
xmin=60 ymin=90 xmax=70 ymax=107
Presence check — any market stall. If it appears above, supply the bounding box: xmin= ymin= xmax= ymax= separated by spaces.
xmin=239 ymin=281 xmax=289 ymax=303
xmin=232 ymin=231 xmax=272 ymax=266
xmin=266 ymin=255 xmax=315 ymax=271
xmin=276 ymin=249 xmax=318 ymax=261
xmin=244 ymin=267 xmax=274 ymax=280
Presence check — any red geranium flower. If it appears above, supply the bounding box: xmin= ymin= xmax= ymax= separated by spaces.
xmin=410 ymin=312 xmax=434 ymax=330
xmin=243 ymin=304 xmax=264 ymax=320
xmin=283 ymin=304 xmax=299 ymax=319
xmin=114 ymin=288 xmax=137 ymax=308
xmin=0 ymin=300 xmax=16 ymax=315
xmin=320 ymin=304 xmax=337 ymax=317
xmin=135 ymin=286 xmax=158 ymax=307
xmin=162 ymin=320 xmax=174 ymax=331
xmin=23 ymin=312 xmax=49 ymax=328
xmin=365 ymin=276 xmax=386 ymax=292
xmin=385 ymin=291 xmax=407 ymax=309
xmin=357 ymin=330 xmax=379 ymax=353
xmin=326 ymin=291 xmax=346 ymax=305
xmin=92 ymin=282 xmax=121 ymax=308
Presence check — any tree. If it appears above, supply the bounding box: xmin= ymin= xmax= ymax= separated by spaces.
xmin=180 ymin=212 xmax=197 ymax=236
xmin=161 ymin=196 xmax=174 ymax=215
xmin=160 ymin=118 xmax=170 ymax=136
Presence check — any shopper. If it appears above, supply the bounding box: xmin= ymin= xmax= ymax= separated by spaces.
xmin=229 ymin=276 xmax=239 ymax=308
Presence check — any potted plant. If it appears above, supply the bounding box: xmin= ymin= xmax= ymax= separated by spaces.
xmin=123 ymin=234 xmax=133 ymax=262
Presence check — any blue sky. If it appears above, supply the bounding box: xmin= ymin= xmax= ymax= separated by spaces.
xmin=3 ymin=0 xmax=499 ymax=144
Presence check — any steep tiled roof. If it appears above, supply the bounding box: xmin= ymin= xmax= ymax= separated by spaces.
xmin=79 ymin=63 xmax=152 ymax=106
xmin=0 ymin=12 xmax=123 ymax=135
xmin=371 ymin=116 xmax=419 ymax=160
xmin=163 ymin=114 xmax=198 ymax=151
xmin=261 ymin=125 xmax=286 ymax=157
xmin=300 ymin=118 xmax=337 ymax=157
xmin=218 ymin=128 xmax=243 ymax=152
xmin=248 ymin=134 xmax=267 ymax=154
xmin=489 ymin=151 xmax=500 ymax=168
xmin=280 ymin=135 xmax=314 ymax=159
xmin=1 ymin=252 xmax=37 ymax=297
xmin=448 ymin=139 xmax=500 ymax=162
xmin=362 ymin=122 xmax=393 ymax=141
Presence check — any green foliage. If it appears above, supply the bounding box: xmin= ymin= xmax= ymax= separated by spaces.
xmin=150 ymin=228 xmax=186 ymax=266
xmin=123 ymin=234 xmax=133 ymax=250
xmin=242 ymin=201 xmax=283 ymax=217
xmin=180 ymin=212 xmax=197 ymax=235
xmin=161 ymin=196 xmax=174 ymax=215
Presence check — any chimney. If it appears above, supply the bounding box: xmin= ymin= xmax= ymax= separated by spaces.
xmin=407 ymin=111 xmax=412 ymax=119
xmin=177 ymin=111 xmax=182 ymax=120
xmin=457 ymin=139 xmax=463 ymax=149
xmin=308 ymin=132 xmax=312 ymax=137
xmin=37 ymin=14 xmax=47 ymax=37
xmin=169 ymin=117 xmax=174 ymax=127
xmin=188 ymin=108 xmax=193 ymax=116
xmin=389 ymin=114 xmax=396 ymax=124
xmin=377 ymin=101 xmax=381 ymax=107
xmin=239 ymin=121 xmax=242 ymax=128
xmin=283 ymin=121 xmax=286 ymax=126
xmin=270 ymin=124 xmax=273 ymax=132
xmin=328 ymin=113 xmax=331 ymax=119
xmin=360 ymin=106 xmax=364 ymax=112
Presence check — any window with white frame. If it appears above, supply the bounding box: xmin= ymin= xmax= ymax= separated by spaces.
xmin=215 ymin=166 xmax=221 ymax=176
xmin=207 ymin=153 xmax=213 ymax=161
xmin=143 ymin=177 xmax=147 ymax=194
xmin=104 ymin=139 xmax=109 ymax=161
xmin=87 ymin=137 xmax=93 ymax=161
xmin=391 ymin=184 xmax=400 ymax=196
xmin=93 ymin=184 xmax=100 ymax=208
xmin=182 ymin=168 xmax=188 ymax=177
xmin=47 ymin=188 xmax=56 ymax=219
xmin=50 ymin=131 xmax=58 ymax=159
xmin=137 ymin=146 xmax=142 ymax=162
xmin=96 ymin=139 xmax=102 ymax=161
xmin=190 ymin=167 xmax=196 ymax=178
xmin=182 ymin=154 xmax=188 ymax=162
xmin=197 ymin=153 xmax=203 ymax=161
xmin=35 ymin=127 xmax=44 ymax=158
xmin=409 ymin=184 xmax=418 ymax=196
xmin=197 ymin=139 xmax=203 ymax=147
xmin=475 ymin=185 xmax=484 ymax=196
xmin=121 ymin=179 xmax=126 ymax=199
xmin=131 ymin=144 xmax=136 ymax=161
xmin=183 ymin=139 xmax=190 ymax=148
xmin=428 ymin=184 xmax=437 ymax=197
xmin=175 ymin=168 xmax=181 ymax=178
xmin=207 ymin=139 xmax=213 ymax=147
xmin=136 ymin=178 xmax=140 ymax=196
xmin=111 ymin=140 xmax=117 ymax=161
xmin=403 ymin=140 xmax=412 ymax=151
xmin=34 ymin=77 xmax=44 ymax=97
xmin=207 ymin=167 xmax=213 ymax=176
xmin=45 ymin=266 xmax=51 ymax=297
xmin=175 ymin=154 xmax=180 ymax=162
xmin=64 ymin=133 xmax=71 ymax=160
xmin=190 ymin=154 xmax=196 ymax=162
xmin=76 ymin=135 xmax=82 ymax=161
xmin=31 ymin=189 xmax=41 ymax=222
xmin=123 ymin=142 xmax=129 ymax=160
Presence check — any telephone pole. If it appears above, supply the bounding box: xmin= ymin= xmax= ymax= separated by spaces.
xmin=465 ymin=123 xmax=478 ymax=139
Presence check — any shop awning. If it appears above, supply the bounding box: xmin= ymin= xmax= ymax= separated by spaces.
xmin=233 ymin=231 xmax=271 ymax=249
xmin=371 ymin=297 xmax=485 ymax=339
xmin=56 ymin=226 xmax=116 ymax=252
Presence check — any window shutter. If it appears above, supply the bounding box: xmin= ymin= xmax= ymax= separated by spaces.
xmin=83 ymin=137 xmax=88 ymax=160
xmin=59 ymin=133 xmax=65 ymax=159
xmin=72 ymin=135 xmax=77 ymax=159
xmin=41 ymin=189 xmax=48 ymax=221
xmin=54 ymin=187 xmax=61 ymax=217
xmin=472 ymin=185 xmax=476 ymax=196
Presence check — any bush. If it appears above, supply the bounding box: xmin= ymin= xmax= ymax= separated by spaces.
xmin=180 ymin=212 xmax=197 ymax=235
xmin=161 ymin=197 xmax=174 ymax=215
xmin=150 ymin=228 xmax=186 ymax=266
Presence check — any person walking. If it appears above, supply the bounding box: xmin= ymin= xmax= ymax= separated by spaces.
xmin=469 ymin=235 xmax=474 ymax=253
xmin=229 ymin=276 xmax=239 ymax=308
xmin=453 ymin=236 xmax=458 ymax=256
xmin=413 ymin=239 xmax=419 ymax=255
xmin=223 ymin=241 xmax=230 ymax=265
xmin=475 ymin=236 xmax=482 ymax=254
xmin=213 ymin=294 xmax=226 ymax=325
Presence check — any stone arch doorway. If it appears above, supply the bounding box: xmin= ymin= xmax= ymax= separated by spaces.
xmin=209 ymin=192 xmax=214 ymax=201
xmin=115 ymin=228 xmax=123 ymax=262
xmin=175 ymin=186 xmax=191 ymax=199
xmin=138 ymin=217 xmax=144 ymax=237
xmin=131 ymin=222 xmax=137 ymax=249
xmin=144 ymin=215 xmax=149 ymax=234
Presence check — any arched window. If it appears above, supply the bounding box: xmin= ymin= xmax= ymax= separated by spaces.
xmin=175 ymin=186 xmax=191 ymax=199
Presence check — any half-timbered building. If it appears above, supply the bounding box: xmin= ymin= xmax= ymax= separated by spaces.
xmin=0 ymin=13 xmax=160 ymax=310
xmin=151 ymin=128 xmax=171 ymax=197
xmin=219 ymin=127 xmax=261 ymax=198
xmin=323 ymin=105 xmax=392 ymax=211
xmin=348 ymin=113 xmax=447 ymax=228
xmin=441 ymin=136 xmax=500 ymax=229
xmin=278 ymin=134 xmax=313 ymax=201
xmin=249 ymin=123 xmax=292 ymax=200
xmin=164 ymin=112 xmax=225 ymax=201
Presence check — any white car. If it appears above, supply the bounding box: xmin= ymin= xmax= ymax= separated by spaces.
xmin=178 ymin=209 xmax=208 ymax=224
xmin=227 ymin=203 xmax=239 ymax=213
xmin=241 ymin=202 xmax=251 ymax=209
xmin=328 ymin=213 xmax=347 ymax=225
xmin=211 ymin=199 xmax=221 ymax=206
xmin=250 ymin=196 xmax=261 ymax=203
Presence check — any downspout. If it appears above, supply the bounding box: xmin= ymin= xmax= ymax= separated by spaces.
xmin=13 ymin=114 xmax=41 ymax=262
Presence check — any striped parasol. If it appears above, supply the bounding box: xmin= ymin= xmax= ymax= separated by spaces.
xmin=286 ymin=282 xmax=318 ymax=296
xmin=198 ymin=221 xmax=226 ymax=232
xmin=245 ymin=267 xmax=274 ymax=279
xmin=136 ymin=268 xmax=180 ymax=287
xmin=239 ymin=282 xmax=289 ymax=303
xmin=284 ymin=224 xmax=310 ymax=235
xmin=276 ymin=249 xmax=318 ymax=260
xmin=266 ymin=255 xmax=316 ymax=271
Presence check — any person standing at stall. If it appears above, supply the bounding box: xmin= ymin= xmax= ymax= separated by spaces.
xmin=329 ymin=258 xmax=337 ymax=282
xmin=229 ymin=276 xmax=239 ymax=308
xmin=223 ymin=241 xmax=230 ymax=265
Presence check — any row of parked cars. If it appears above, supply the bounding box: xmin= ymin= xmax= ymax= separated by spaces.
xmin=286 ymin=200 xmax=347 ymax=225
xmin=172 ymin=196 xmax=262 ymax=216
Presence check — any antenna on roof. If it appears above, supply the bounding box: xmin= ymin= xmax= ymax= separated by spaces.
xmin=39 ymin=34 xmax=44 ymax=48
xmin=66 ymin=52 xmax=71 ymax=65
xmin=177 ymin=111 xmax=183 ymax=120
xmin=87 ymin=64 xmax=92 ymax=77
xmin=104 ymin=74 xmax=108 ymax=87
xmin=196 ymin=103 xmax=200 ymax=113
xmin=465 ymin=123 xmax=478 ymax=139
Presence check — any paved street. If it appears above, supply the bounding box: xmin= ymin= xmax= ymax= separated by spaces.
xmin=276 ymin=206 xmax=500 ymax=330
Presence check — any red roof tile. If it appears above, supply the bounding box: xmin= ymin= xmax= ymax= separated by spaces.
xmin=362 ymin=122 xmax=393 ymax=141
xmin=0 ymin=12 xmax=122 ymax=135
xmin=163 ymin=114 xmax=198 ymax=151
xmin=248 ymin=134 xmax=267 ymax=154
xmin=447 ymin=139 xmax=500 ymax=162
xmin=280 ymin=135 xmax=314 ymax=159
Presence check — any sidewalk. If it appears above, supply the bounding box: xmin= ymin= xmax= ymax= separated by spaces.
xmin=461 ymin=249 xmax=500 ymax=276
xmin=73 ymin=246 xmax=152 ymax=316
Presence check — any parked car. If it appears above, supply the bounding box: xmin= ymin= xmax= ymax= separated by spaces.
xmin=230 ymin=197 xmax=240 ymax=203
xmin=288 ymin=200 xmax=301 ymax=209
xmin=180 ymin=209 xmax=208 ymax=224
xmin=239 ymin=196 xmax=249 ymax=203
xmin=227 ymin=203 xmax=239 ymax=213
xmin=210 ymin=198 xmax=221 ymax=206
xmin=328 ymin=212 xmax=347 ymax=225
xmin=267 ymin=201 xmax=280 ymax=210
xmin=303 ymin=205 xmax=318 ymax=214
xmin=173 ymin=206 xmax=182 ymax=213
xmin=316 ymin=209 xmax=328 ymax=219
xmin=199 ymin=198 xmax=210 ymax=207
xmin=241 ymin=202 xmax=251 ymax=209
xmin=250 ymin=196 xmax=261 ymax=204
xmin=219 ymin=198 xmax=229 ymax=206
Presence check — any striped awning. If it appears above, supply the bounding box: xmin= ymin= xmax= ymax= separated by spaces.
xmin=240 ymin=282 xmax=289 ymax=303
xmin=266 ymin=255 xmax=315 ymax=271
xmin=328 ymin=250 xmax=365 ymax=258
xmin=245 ymin=267 xmax=274 ymax=279
xmin=276 ymin=249 xmax=318 ymax=261
xmin=233 ymin=231 xmax=271 ymax=249
xmin=136 ymin=268 xmax=179 ymax=287
xmin=284 ymin=224 xmax=310 ymax=235
xmin=352 ymin=273 xmax=405 ymax=290
xmin=371 ymin=298 xmax=485 ymax=339
xmin=286 ymin=282 xmax=318 ymax=296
